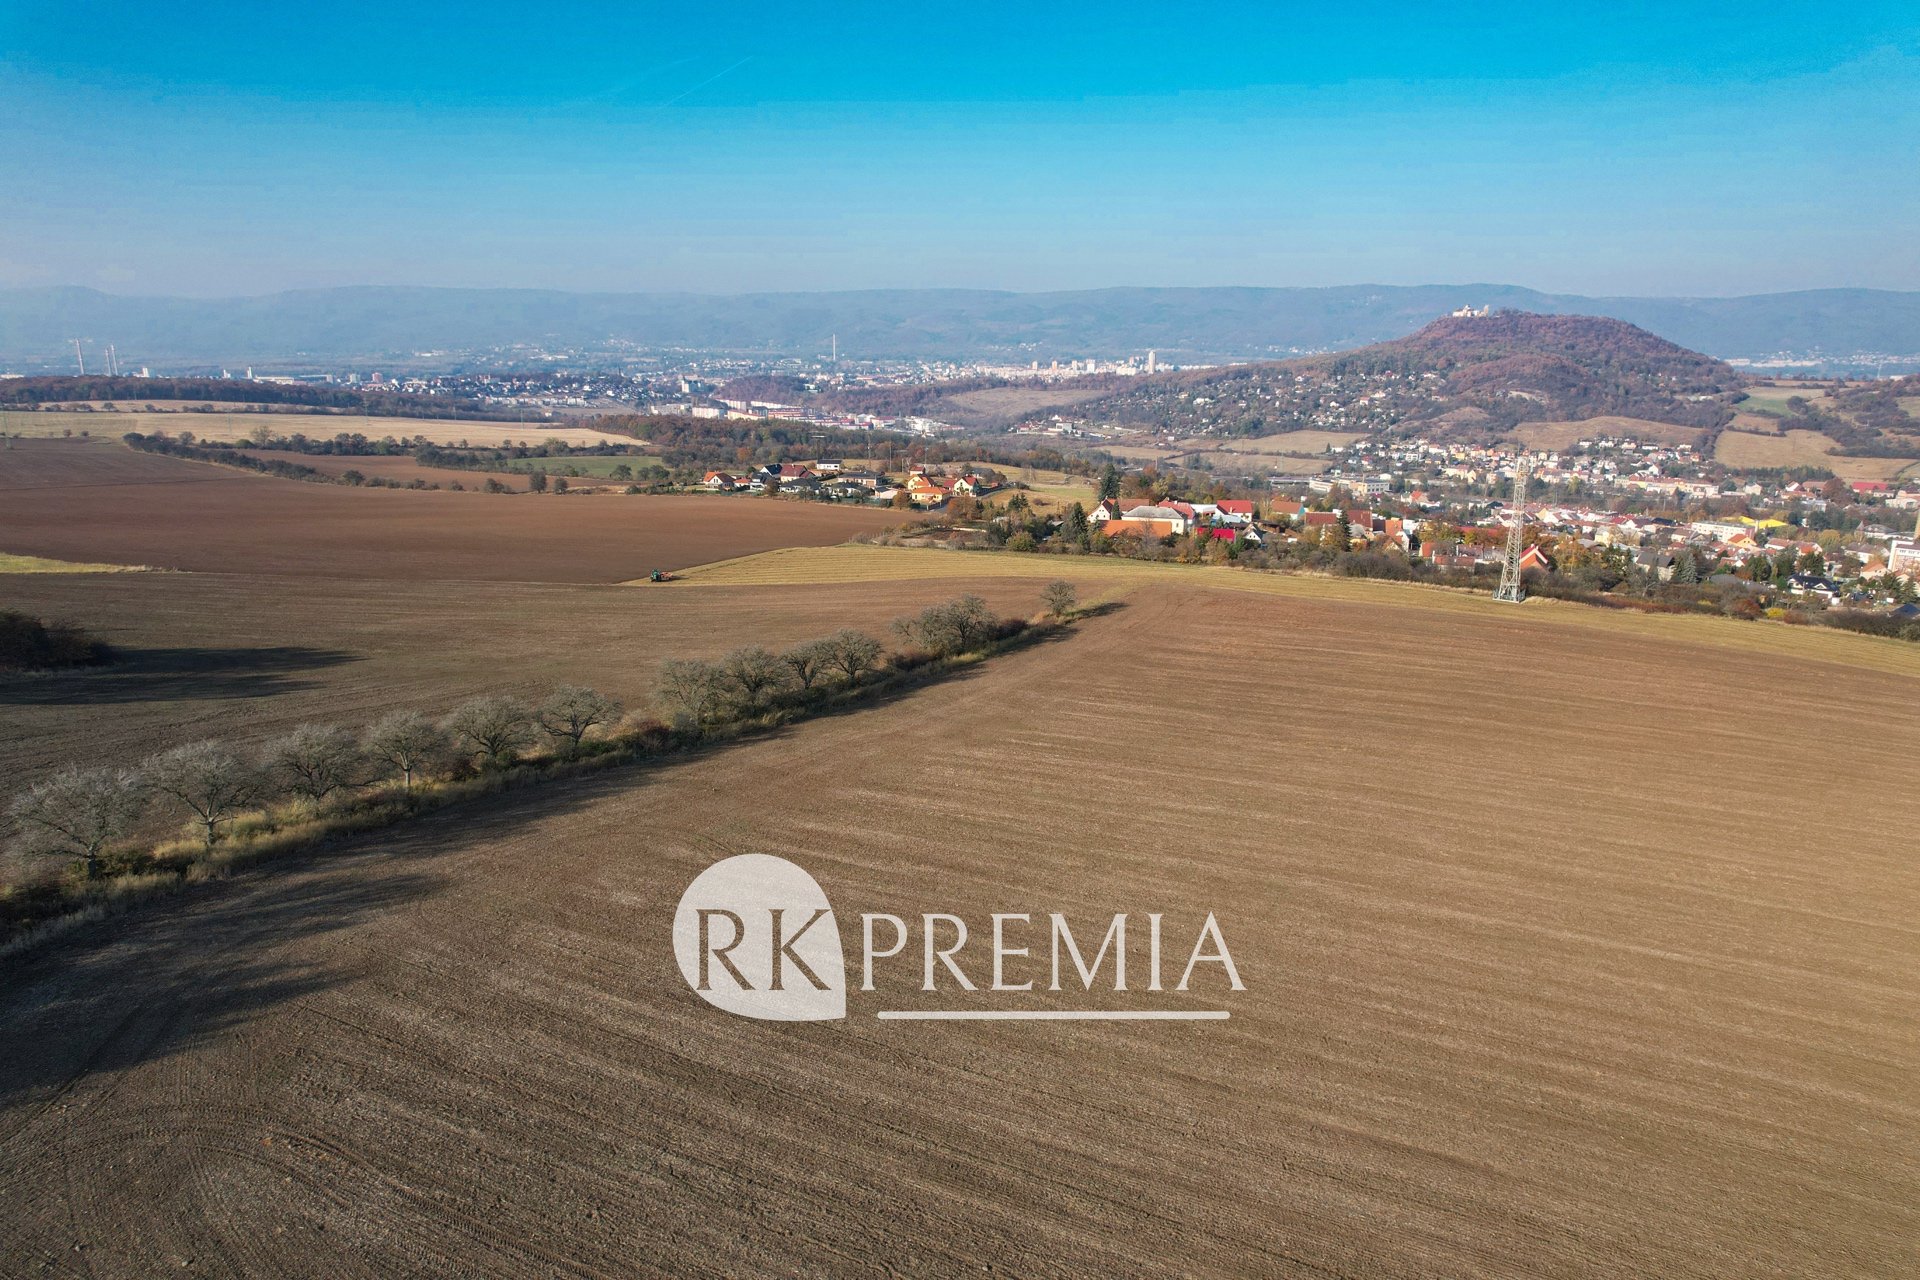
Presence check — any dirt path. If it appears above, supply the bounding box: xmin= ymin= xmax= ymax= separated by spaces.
xmin=3 ymin=584 xmax=1918 ymax=1276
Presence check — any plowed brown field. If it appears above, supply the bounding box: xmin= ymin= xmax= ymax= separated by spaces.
xmin=0 ymin=439 xmax=899 ymax=581
xmin=0 ymin=571 xmax=1062 ymax=788
xmin=4 ymin=584 xmax=1918 ymax=1276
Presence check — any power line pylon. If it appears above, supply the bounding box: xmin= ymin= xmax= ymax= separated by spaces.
xmin=1493 ymin=456 xmax=1531 ymax=603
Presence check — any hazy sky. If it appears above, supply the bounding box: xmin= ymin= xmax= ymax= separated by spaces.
xmin=3 ymin=1 xmax=1917 ymax=297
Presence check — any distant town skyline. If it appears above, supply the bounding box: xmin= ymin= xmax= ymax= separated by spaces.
xmin=3 ymin=1 xmax=1917 ymax=298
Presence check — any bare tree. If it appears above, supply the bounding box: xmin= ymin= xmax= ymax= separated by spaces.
xmin=720 ymin=646 xmax=794 ymax=710
xmin=1042 ymin=579 xmax=1077 ymax=618
xmin=266 ymin=724 xmax=364 ymax=807
xmin=781 ymin=639 xmax=834 ymax=691
xmin=655 ymin=659 xmax=728 ymax=728
xmin=364 ymin=710 xmax=450 ymax=794
xmin=444 ymin=696 xmax=535 ymax=768
xmin=144 ymin=742 xmax=260 ymax=848
xmin=7 ymin=765 xmax=147 ymax=879
xmin=893 ymin=595 xmax=997 ymax=656
xmin=538 ymin=685 xmax=623 ymax=756
xmin=823 ymin=629 xmax=883 ymax=684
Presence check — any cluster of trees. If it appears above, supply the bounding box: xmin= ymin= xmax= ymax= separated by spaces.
xmin=654 ymin=630 xmax=886 ymax=726
xmin=125 ymin=433 xmax=327 ymax=482
xmin=892 ymin=596 xmax=1006 ymax=655
xmin=587 ymin=414 xmax=1096 ymax=484
xmin=0 ymin=376 xmax=532 ymax=420
xmin=6 ymin=687 xmax=623 ymax=880
xmin=1831 ymin=377 xmax=1920 ymax=438
xmin=0 ymin=613 xmax=111 ymax=672
xmin=413 ymin=442 xmax=669 ymax=486
xmin=651 ymin=591 xmax=1068 ymax=728
xmin=710 ymin=372 xmax=1126 ymax=432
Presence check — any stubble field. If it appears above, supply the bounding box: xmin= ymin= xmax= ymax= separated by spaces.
xmin=1712 ymin=428 xmax=1918 ymax=480
xmin=2 ymin=584 xmax=1918 ymax=1276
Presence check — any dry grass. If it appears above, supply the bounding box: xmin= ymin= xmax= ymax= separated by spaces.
xmin=1713 ymin=428 xmax=1917 ymax=480
xmin=0 ymin=551 xmax=147 ymax=574
xmin=1736 ymin=384 xmax=1833 ymax=416
xmin=1512 ymin=417 xmax=1708 ymax=451
xmin=670 ymin=544 xmax=1920 ymax=679
xmin=993 ymin=468 xmax=1097 ymax=514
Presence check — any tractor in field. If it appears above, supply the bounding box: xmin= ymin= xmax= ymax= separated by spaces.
xmin=648 ymin=569 xmax=676 ymax=583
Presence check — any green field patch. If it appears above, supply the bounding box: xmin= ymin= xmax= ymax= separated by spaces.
xmin=487 ymin=454 xmax=665 ymax=477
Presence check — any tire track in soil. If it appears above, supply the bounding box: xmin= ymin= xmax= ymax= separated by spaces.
xmin=4 ymin=582 xmax=1920 ymax=1276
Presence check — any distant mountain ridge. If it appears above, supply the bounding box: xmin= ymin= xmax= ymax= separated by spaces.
xmin=2 ymin=284 xmax=1919 ymax=370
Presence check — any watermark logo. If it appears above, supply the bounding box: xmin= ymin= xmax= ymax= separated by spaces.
xmin=673 ymin=854 xmax=1243 ymax=1023
xmin=672 ymin=853 xmax=848 ymax=1021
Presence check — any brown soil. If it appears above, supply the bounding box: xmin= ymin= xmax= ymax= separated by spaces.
xmin=0 ymin=572 xmax=1061 ymax=789
xmin=3 ymin=585 xmax=1916 ymax=1275
xmin=0 ymin=439 xmax=899 ymax=582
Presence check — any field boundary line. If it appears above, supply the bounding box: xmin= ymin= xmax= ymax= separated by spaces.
xmin=659 ymin=544 xmax=1920 ymax=680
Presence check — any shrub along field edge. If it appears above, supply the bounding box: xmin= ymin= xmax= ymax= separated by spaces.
xmin=0 ymin=600 xmax=1080 ymax=960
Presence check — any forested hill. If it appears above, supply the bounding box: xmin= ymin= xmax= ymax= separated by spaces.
xmin=1076 ymin=312 xmax=1744 ymax=438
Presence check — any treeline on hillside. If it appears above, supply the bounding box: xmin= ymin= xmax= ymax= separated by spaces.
xmin=714 ymin=373 xmax=1125 ymax=420
xmin=714 ymin=374 xmax=812 ymax=403
xmin=592 ymin=414 xmax=1096 ymax=476
xmin=125 ymin=433 xmax=327 ymax=482
xmin=1825 ymin=379 xmax=1920 ymax=442
xmin=1768 ymin=394 xmax=1914 ymax=455
xmin=0 ymin=376 xmax=537 ymax=421
xmin=1376 ymin=312 xmax=1739 ymax=387
xmin=814 ymin=375 xmax=1126 ymax=419
xmin=1444 ymin=355 xmax=1735 ymax=429
xmin=597 ymin=415 xmax=874 ymax=468
xmin=127 ymin=409 xmax=1098 ymax=486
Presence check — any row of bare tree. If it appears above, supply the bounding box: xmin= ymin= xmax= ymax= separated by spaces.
xmin=6 ymin=687 xmax=622 ymax=880
xmin=9 ymin=590 xmax=1071 ymax=886
xmin=648 ymin=591 xmax=1058 ymax=729
xmin=653 ymin=629 xmax=887 ymax=726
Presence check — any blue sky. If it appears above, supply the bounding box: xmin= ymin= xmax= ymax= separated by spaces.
xmin=2 ymin=1 xmax=1916 ymax=297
